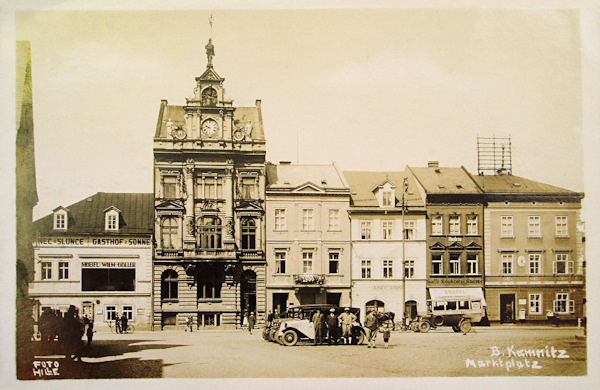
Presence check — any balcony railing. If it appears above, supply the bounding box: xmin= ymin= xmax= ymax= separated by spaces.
xmin=238 ymin=250 xmax=265 ymax=259
xmin=156 ymin=248 xmax=183 ymax=257
xmin=293 ymin=273 xmax=326 ymax=285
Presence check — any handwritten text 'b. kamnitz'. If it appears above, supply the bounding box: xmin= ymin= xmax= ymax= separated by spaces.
xmin=466 ymin=345 xmax=570 ymax=372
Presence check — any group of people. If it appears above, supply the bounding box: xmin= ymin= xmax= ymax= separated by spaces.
xmin=38 ymin=305 xmax=95 ymax=361
xmin=113 ymin=312 xmax=129 ymax=333
xmin=311 ymin=307 xmax=359 ymax=345
xmin=364 ymin=310 xmax=392 ymax=348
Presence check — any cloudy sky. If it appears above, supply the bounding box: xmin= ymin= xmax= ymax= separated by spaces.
xmin=7 ymin=6 xmax=593 ymax=219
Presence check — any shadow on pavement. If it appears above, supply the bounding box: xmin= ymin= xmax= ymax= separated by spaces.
xmin=19 ymin=340 xmax=185 ymax=380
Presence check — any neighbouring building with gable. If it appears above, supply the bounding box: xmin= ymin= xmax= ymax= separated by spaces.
xmin=29 ymin=193 xmax=154 ymax=331
xmin=152 ymin=39 xmax=267 ymax=329
xmin=344 ymin=170 xmax=427 ymax=323
xmin=473 ymin=173 xmax=585 ymax=324
xmin=265 ymin=162 xmax=352 ymax=314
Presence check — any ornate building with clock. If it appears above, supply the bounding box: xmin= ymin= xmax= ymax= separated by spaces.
xmin=152 ymin=39 xmax=266 ymax=329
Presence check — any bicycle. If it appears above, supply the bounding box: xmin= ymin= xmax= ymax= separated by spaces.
xmin=107 ymin=321 xmax=135 ymax=334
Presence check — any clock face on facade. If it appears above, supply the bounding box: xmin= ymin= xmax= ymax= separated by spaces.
xmin=202 ymin=119 xmax=218 ymax=137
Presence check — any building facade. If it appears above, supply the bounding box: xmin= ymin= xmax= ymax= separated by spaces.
xmin=29 ymin=193 xmax=154 ymax=331
xmin=474 ymin=174 xmax=585 ymax=324
xmin=344 ymin=171 xmax=427 ymax=323
xmin=265 ymin=163 xmax=352 ymax=315
xmin=152 ymin=39 xmax=267 ymax=329
xmin=408 ymin=163 xmax=487 ymax=318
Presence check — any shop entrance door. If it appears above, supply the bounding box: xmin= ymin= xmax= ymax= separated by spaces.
xmin=500 ymin=294 xmax=515 ymax=323
xmin=82 ymin=301 xmax=94 ymax=321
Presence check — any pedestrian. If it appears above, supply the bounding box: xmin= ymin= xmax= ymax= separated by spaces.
xmin=325 ymin=308 xmax=339 ymax=345
xmin=338 ymin=307 xmax=356 ymax=345
xmin=85 ymin=318 xmax=94 ymax=347
xmin=39 ymin=307 xmax=52 ymax=344
xmin=380 ymin=322 xmax=391 ymax=349
xmin=364 ymin=310 xmax=378 ymax=348
xmin=63 ymin=305 xmax=84 ymax=361
xmin=115 ymin=313 xmax=121 ymax=334
xmin=267 ymin=310 xmax=274 ymax=327
xmin=121 ymin=313 xmax=128 ymax=333
xmin=186 ymin=315 xmax=193 ymax=332
xmin=312 ymin=309 xmax=324 ymax=345
xmin=248 ymin=312 xmax=256 ymax=334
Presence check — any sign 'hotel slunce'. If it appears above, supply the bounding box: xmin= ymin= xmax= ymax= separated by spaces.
xmin=37 ymin=237 xmax=152 ymax=246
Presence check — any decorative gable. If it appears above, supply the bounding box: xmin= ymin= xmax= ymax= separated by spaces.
xmin=447 ymin=241 xmax=464 ymax=251
xmin=52 ymin=206 xmax=69 ymax=230
xmin=429 ymin=242 xmax=446 ymax=251
xmin=156 ymin=199 xmax=185 ymax=215
xmin=465 ymin=241 xmax=483 ymax=251
xmin=292 ymin=182 xmax=325 ymax=193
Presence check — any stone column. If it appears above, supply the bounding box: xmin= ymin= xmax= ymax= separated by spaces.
xmin=183 ymin=160 xmax=196 ymax=250
xmin=223 ymin=163 xmax=235 ymax=247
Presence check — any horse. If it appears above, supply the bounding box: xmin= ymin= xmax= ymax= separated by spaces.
xmin=372 ymin=311 xmax=396 ymax=330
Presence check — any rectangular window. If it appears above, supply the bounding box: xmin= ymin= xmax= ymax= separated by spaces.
xmin=555 ymin=216 xmax=568 ymax=237
xmin=554 ymin=293 xmax=574 ymax=314
xmin=431 ymin=215 xmax=443 ymax=235
xmin=106 ymin=305 xmax=117 ymax=321
xmin=361 ymin=260 xmax=372 ymax=279
xmin=360 ymin=221 xmax=371 ymax=240
xmin=382 ymin=191 xmax=393 ymax=207
xmin=450 ymin=253 xmax=461 ymax=275
xmin=528 ymin=216 xmax=541 ymax=238
xmin=302 ymin=252 xmax=313 ymax=274
xmin=163 ymin=176 xmax=177 ymax=198
xmin=302 ymin=209 xmax=314 ymax=231
xmin=41 ymin=262 xmax=52 ymax=280
xmin=274 ymin=209 xmax=286 ymax=231
xmin=449 ymin=215 xmax=460 ymax=236
xmin=467 ymin=254 xmax=478 ymax=275
xmin=554 ymin=253 xmax=574 ymax=274
xmin=382 ymin=221 xmax=393 ymax=240
xmin=501 ymin=254 xmax=514 ymax=275
xmin=54 ymin=213 xmax=66 ymax=230
xmin=58 ymin=262 xmax=69 ymax=280
xmin=529 ymin=253 xmax=541 ymax=274
xmin=328 ymin=252 xmax=339 ymax=274
xmin=404 ymin=220 xmax=415 ymax=240
xmin=106 ymin=214 xmax=118 ymax=230
xmin=467 ymin=215 xmax=478 ymax=235
xmin=82 ymin=268 xmax=136 ymax=291
xmin=275 ymin=251 xmax=286 ymax=274
xmin=328 ymin=209 xmax=340 ymax=231
xmin=197 ymin=176 xmax=223 ymax=199
xmin=529 ymin=294 xmax=542 ymax=315
xmin=405 ymin=259 xmax=415 ymax=279
xmin=383 ymin=260 xmax=393 ymax=279
xmin=432 ymin=254 xmax=443 ymax=275
xmin=122 ymin=305 xmax=134 ymax=321
xmin=501 ymin=216 xmax=514 ymax=238
xmin=241 ymin=176 xmax=257 ymax=199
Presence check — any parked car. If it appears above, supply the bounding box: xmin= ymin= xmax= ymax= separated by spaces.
xmin=267 ymin=304 xmax=366 ymax=346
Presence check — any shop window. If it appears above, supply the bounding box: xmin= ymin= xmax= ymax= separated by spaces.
xmin=197 ymin=268 xmax=223 ymax=300
xmin=82 ymin=268 xmax=135 ymax=291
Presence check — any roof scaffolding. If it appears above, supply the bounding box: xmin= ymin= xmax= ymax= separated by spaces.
xmin=477 ymin=135 xmax=512 ymax=175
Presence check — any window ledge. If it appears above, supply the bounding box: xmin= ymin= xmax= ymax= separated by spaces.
xmin=555 ymin=235 xmax=570 ymax=239
xmin=273 ymin=230 xmax=288 ymax=232
xmin=161 ymin=299 xmax=179 ymax=303
xmin=501 ymin=236 xmax=515 ymax=239
xmin=198 ymin=299 xmax=222 ymax=303
xmin=528 ymin=236 xmax=542 ymax=239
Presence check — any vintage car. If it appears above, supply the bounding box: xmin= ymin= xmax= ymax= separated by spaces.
xmin=410 ymin=297 xmax=485 ymax=334
xmin=267 ymin=304 xmax=366 ymax=346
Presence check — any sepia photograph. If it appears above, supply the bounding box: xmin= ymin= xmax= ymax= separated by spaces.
xmin=2 ymin=1 xmax=599 ymax=388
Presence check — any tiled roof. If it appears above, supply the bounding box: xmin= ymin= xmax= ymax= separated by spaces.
xmin=34 ymin=193 xmax=154 ymax=235
xmin=343 ymin=171 xmax=425 ymax=207
xmin=154 ymin=103 xmax=265 ymax=140
xmin=472 ymin=174 xmax=580 ymax=195
xmin=266 ymin=163 xmax=347 ymax=190
xmin=408 ymin=166 xmax=482 ymax=194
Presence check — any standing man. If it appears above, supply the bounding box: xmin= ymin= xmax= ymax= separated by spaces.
xmin=248 ymin=312 xmax=256 ymax=334
xmin=325 ymin=308 xmax=339 ymax=345
xmin=115 ymin=313 xmax=121 ymax=334
xmin=312 ymin=309 xmax=324 ymax=345
xmin=364 ymin=310 xmax=378 ymax=348
xmin=121 ymin=313 xmax=128 ymax=334
xmin=338 ymin=307 xmax=356 ymax=345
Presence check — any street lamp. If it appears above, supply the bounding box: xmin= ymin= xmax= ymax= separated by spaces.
xmin=401 ymin=177 xmax=408 ymax=331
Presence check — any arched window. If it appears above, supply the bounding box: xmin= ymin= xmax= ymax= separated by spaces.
xmin=365 ymin=300 xmax=385 ymax=313
xmin=161 ymin=217 xmax=179 ymax=249
xmin=241 ymin=218 xmax=256 ymax=250
xmin=197 ymin=266 xmax=223 ymax=300
xmin=161 ymin=269 xmax=178 ymax=302
xmin=202 ymin=87 xmax=218 ymax=106
xmin=198 ymin=216 xmax=222 ymax=249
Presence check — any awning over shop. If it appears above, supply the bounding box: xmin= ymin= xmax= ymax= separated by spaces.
xmin=428 ymin=287 xmax=487 ymax=306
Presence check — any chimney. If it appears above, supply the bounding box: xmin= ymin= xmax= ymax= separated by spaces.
xmin=428 ymin=161 xmax=439 ymax=168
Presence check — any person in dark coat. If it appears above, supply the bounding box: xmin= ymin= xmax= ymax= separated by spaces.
xmin=121 ymin=313 xmax=128 ymax=333
xmin=115 ymin=314 xmax=121 ymax=333
xmin=85 ymin=317 xmax=94 ymax=347
xmin=312 ymin=309 xmax=324 ymax=345
xmin=248 ymin=312 xmax=256 ymax=334
xmin=325 ymin=308 xmax=339 ymax=345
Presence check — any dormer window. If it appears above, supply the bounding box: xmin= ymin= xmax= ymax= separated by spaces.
xmin=382 ymin=191 xmax=393 ymax=207
xmin=373 ymin=180 xmax=397 ymax=208
xmin=104 ymin=207 xmax=122 ymax=231
xmin=53 ymin=207 xmax=68 ymax=230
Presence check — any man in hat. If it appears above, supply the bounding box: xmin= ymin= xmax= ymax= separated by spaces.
xmin=325 ymin=308 xmax=339 ymax=345
xmin=311 ymin=309 xmax=324 ymax=345
xmin=338 ymin=307 xmax=356 ymax=345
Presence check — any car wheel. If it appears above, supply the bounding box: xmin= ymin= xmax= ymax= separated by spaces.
xmin=419 ymin=321 xmax=431 ymax=333
xmin=452 ymin=325 xmax=461 ymax=332
xmin=433 ymin=315 xmax=445 ymax=326
xmin=410 ymin=322 xmax=420 ymax=332
xmin=460 ymin=320 xmax=472 ymax=334
xmin=281 ymin=330 xmax=298 ymax=346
